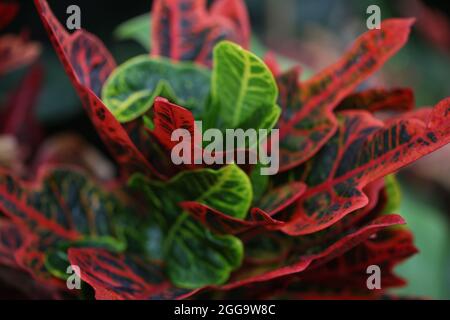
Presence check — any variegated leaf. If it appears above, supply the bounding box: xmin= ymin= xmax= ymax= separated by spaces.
xmin=222 ymin=214 xmax=405 ymax=290
xmin=337 ymin=88 xmax=415 ymax=113
xmin=102 ymin=55 xmax=211 ymax=122
xmin=68 ymin=248 xmax=199 ymax=300
xmin=34 ymin=0 xmax=164 ymax=179
xmin=182 ymin=181 xmax=306 ymax=235
xmin=270 ymin=98 xmax=450 ymax=235
xmin=277 ymin=19 xmax=414 ymax=171
xmin=152 ymin=0 xmax=250 ymax=66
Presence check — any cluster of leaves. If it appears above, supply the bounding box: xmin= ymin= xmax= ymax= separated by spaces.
xmin=0 ymin=0 xmax=449 ymax=299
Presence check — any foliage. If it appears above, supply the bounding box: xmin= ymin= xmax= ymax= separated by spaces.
xmin=0 ymin=0 xmax=449 ymax=299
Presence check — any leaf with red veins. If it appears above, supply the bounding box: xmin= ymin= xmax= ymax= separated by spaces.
xmin=209 ymin=0 xmax=250 ymax=48
xmin=34 ymin=0 xmax=116 ymax=96
xmin=220 ymin=214 xmax=405 ymax=290
xmin=256 ymin=182 xmax=307 ymax=215
xmin=68 ymin=248 xmax=200 ymax=300
xmin=277 ymin=19 xmax=414 ymax=172
xmin=0 ymin=166 xmax=129 ymax=286
xmin=184 ymin=173 xmax=387 ymax=238
xmin=150 ymin=97 xmax=196 ymax=150
xmin=0 ymin=1 xmax=19 ymax=30
xmin=0 ymin=166 xmax=125 ymax=243
xmin=181 ymin=182 xmax=306 ymax=235
xmin=295 ymin=229 xmax=417 ymax=292
xmin=336 ymin=88 xmax=415 ymax=113
xmin=66 ymin=32 xmax=116 ymax=97
xmin=0 ymin=33 xmax=41 ymax=76
xmin=151 ymin=0 xmax=250 ymax=66
xmin=286 ymin=179 xmax=386 ymax=252
xmin=0 ymin=64 xmax=44 ymax=153
xmin=270 ymin=98 xmax=450 ymax=235
xmin=245 ymin=180 xmax=389 ymax=270
xmin=122 ymin=97 xmax=203 ymax=176
xmin=14 ymin=231 xmax=67 ymax=288
xmin=325 ymin=179 xmax=385 ymax=231
xmin=122 ymin=119 xmax=181 ymax=178
xmin=208 ymin=212 xmax=409 ymax=299
xmin=181 ymin=202 xmax=281 ymax=235
xmin=0 ymin=218 xmax=24 ymax=268
xmin=34 ymin=0 xmax=165 ymax=178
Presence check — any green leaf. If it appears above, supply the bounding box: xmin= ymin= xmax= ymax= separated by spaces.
xmin=250 ymin=163 xmax=269 ymax=204
xmin=167 ymin=219 xmax=243 ymax=289
xmin=129 ymin=164 xmax=251 ymax=288
xmin=102 ymin=55 xmax=211 ymax=122
xmin=114 ymin=14 xmax=151 ymax=50
xmin=44 ymin=250 xmax=70 ymax=280
xmin=207 ymin=41 xmax=280 ymax=133
xmin=382 ymin=175 xmax=402 ymax=214
xmin=45 ymin=237 xmax=127 ymax=280
xmin=129 ymin=164 xmax=252 ymax=220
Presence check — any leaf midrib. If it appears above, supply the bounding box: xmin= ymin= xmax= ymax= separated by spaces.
xmin=163 ymin=166 xmax=235 ymax=255
xmin=230 ymin=50 xmax=250 ymax=128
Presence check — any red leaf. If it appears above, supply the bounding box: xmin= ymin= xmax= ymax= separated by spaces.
xmin=0 ymin=166 xmax=131 ymax=287
xmin=277 ymin=19 xmax=414 ymax=172
xmin=208 ymin=221 xmax=415 ymax=299
xmin=293 ymin=229 xmax=417 ymax=294
xmin=151 ymin=0 xmax=250 ymax=66
xmin=34 ymin=0 xmax=116 ymax=97
xmin=182 ymin=182 xmax=306 ymax=235
xmin=285 ymin=179 xmax=386 ymax=251
xmin=221 ymin=214 xmax=405 ymax=290
xmin=272 ymin=98 xmax=450 ymax=235
xmin=210 ymin=0 xmax=250 ymax=47
xmin=144 ymin=97 xmax=203 ymax=172
xmin=122 ymin=119 xmax=183 ymax=177
xmin=68 ymin=248 xmax=200 ymax=300
xmin=0 ymin=166 xmax=128 ymax=242
xmin=14 ymin=231 xmax=66 ymax=289
xmin=181 ymin=201 xmax=282 ymax=235
xmin=0 ymin=168 xmax=80 ymax=240
xmin=150 ymin=97 xmax=198 ymax=151
xmin=0 ymin=218 xmax=24 ymax=268
xmin=66 ymin=32 xmax=116 ymax=97
xmin=34 ymin=0 xmax=165 ymax=179
xmin=336 ymin=88 xmax=415 ymax=113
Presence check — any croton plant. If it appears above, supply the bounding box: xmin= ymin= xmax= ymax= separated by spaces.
xmin=0 ymin=0 xmax=449 ymax=300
